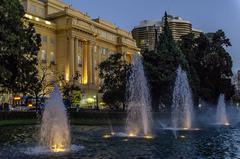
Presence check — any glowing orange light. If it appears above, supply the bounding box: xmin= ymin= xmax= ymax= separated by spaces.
xmin=28 ymin=104 xmax=33 ymax=107
xmin=144 ymin=135 xmax=153 ymax=139
xmin=103 ymin=134 xmax=111 ymax=138
xmin=51 ymin=144 xmax=66 ymax=153
xmin=128 ymin=133 xmax=137 ymax=137
xmin=14 ymin=97 xmax=21 ymax=100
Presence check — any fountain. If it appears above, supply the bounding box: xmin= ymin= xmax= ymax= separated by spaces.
xmin=125 ymin=53 xmax=153 ymax=137
xmin=171 ymin=66 xmax=194 ymax=130
xmin=216 ymin=94 xmax=229 ymax=125
xmin=40 ymin=85 xmax=70 ymax=152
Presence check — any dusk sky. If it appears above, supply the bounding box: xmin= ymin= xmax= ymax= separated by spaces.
xmin=64 ymin=0 xmax=240 ymax=72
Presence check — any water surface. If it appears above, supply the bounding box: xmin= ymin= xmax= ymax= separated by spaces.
xmin=0 ymin=125 xmax=240 ymax=159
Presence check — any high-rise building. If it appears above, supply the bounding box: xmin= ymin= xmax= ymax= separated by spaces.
xmin=132 ymin=15 xmax=202 ymax=52
xmin=132 ymin=20 xmax=162 ymax=52
xmin=166 ymin=15 xmax=192 ymax=41
xmin=20 ymin=0 xmax=139 ymax=104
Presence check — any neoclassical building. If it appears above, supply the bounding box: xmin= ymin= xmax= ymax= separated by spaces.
xmin=20 ymin=0 xmax=139 ymax=104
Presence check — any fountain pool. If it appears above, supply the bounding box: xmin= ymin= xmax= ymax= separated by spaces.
xmin=1 ymin=125 xmax=240 ymax=159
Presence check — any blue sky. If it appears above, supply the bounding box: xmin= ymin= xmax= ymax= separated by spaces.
xmin=64 ymin=0 xmax=240 ymax=72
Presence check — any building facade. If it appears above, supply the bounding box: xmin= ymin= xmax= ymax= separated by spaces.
xmin=132 ymin=15 xmax=202 ymax=52
xmin=131 ymin=20 xmax=162 ymax=52
xmin=20 ymin=0 xmax=139 ymax=105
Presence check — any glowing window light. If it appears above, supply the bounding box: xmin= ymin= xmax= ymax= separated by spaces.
xmin=14 ymin=97 xmax=21 ymax=100
xmin=24 ymin=14 xmax=33 ymax=19
xmin=45 ymin=21 xmax=51 ymax=25
xmin=35 ymin=17 xmax=40 ymax=21
xmin=87 ymin=97 xmax=95 ymax=104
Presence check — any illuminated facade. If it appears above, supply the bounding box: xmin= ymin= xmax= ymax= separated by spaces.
xmin=20 ymin=0 xmax=139 ymax=102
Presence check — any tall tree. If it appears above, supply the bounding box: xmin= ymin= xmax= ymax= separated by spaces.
xmin=179 ymin=33 xmax=200 ymax=102
xmin=143 ymin=12 xmax=186 ymax=111
xmin=200 ymin=30 xmax=234 ymax=102
xmin=180 ymin=30 xmax=234 ymax=104
xmin=99 ymin=53 xmax=130 ymax=111
xmin=0 ymin=0 xmax=41 ymax=95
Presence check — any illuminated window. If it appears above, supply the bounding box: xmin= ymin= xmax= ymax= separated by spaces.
xmin=46 ymin=21 xmax=51 ymax=25
xmin=77 ymin=55 xmax=82 ymax=67
xmin=102 ymin=48 xmax=106 ymax=55
xmin=50 ymin=52 xmax=55 ymax=64
xmin=140 ymin=39 xmax=146 ymax=45
xmin=35 ymin=17 xmax=40 ymax=21
xmin=94 ymin=60 xmax=98 ymax=70
xmin=94 ymin=46 xmax=97 ymax=52
xmin=41 ymin=50 xmax=47 ymax=63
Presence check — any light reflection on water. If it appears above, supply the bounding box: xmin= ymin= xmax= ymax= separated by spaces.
xmin=0 ymin=125 xmax=240 ymax=159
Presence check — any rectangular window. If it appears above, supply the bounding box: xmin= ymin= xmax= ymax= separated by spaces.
xmin=77 ymin=55 xmax=82 ymax=67
xmin=30 ymin=5 xmax=36 ymax=14
xmin=39 ymin=8 xmax=45 ymax=17
xmin=50 ymin=38 xmax=55 ymax=45
xmin=78 ymin=41 xmax=82 ymax=48
xmin=102 ymin=48 xmax=106 ymax=55
xmin=41 ymin=35 xmax=47 ymax=43
xmin=94 ymin=46 xmax=97 ymax=53
xmin=94 ymin=60 xmax=98 ymax=70
xmin=41 ymin=50 xmax=47 ymax=63
xmin=50 ymin=52 xmax=55 ymax=65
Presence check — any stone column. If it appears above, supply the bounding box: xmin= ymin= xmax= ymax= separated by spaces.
xmin=74 ymin=38 xmax=78 ymax=74
xmin=82 ymin=41 xmax=88 ymax=84
xmin=88 ymin=42 xmax=93 ymax=84
xmin=92 ymin=45 xmax=96 ymax=85
xmin=68 ymin=37 xmax=75 ymax=81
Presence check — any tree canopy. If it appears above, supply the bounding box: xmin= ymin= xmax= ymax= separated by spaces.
xmin=179 ymin=30 xmax=234 ymax=104
xmin=99 ymin=53 xmax=130 ymax=111
xmin=143 ymin=12 xmax=234 ymax=111
xmin=0 ymin=0 xmax=41 ymax=95
xmin=143 ymin=12 xmax=186 ymax=111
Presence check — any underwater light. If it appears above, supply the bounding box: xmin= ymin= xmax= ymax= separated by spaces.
xmin=128 ymin=133 xmax=137 ymax=137
xmin=224 ymin=123 xmax=230 ymax=126
xmin=144 ymin=135 xmax=153 ymax=139
xmin=179 ymin=135 xmax=186 ymax=139
xmin=51 ymin=144 xmax=66 ymax=153
xmin=103 ymin=134 xmax=111 ymax=138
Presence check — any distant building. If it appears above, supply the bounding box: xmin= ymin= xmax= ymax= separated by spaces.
xmin=132 ymin=15 xmax=202 ymax=52
xmin=132 ymin=20 xmax=162 ymax=52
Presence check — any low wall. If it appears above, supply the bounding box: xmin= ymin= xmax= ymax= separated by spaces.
xmin=0 ymin=112 xmax=37 ymax=120
xmin=0 ymin=111 xmax=170 ymax=120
